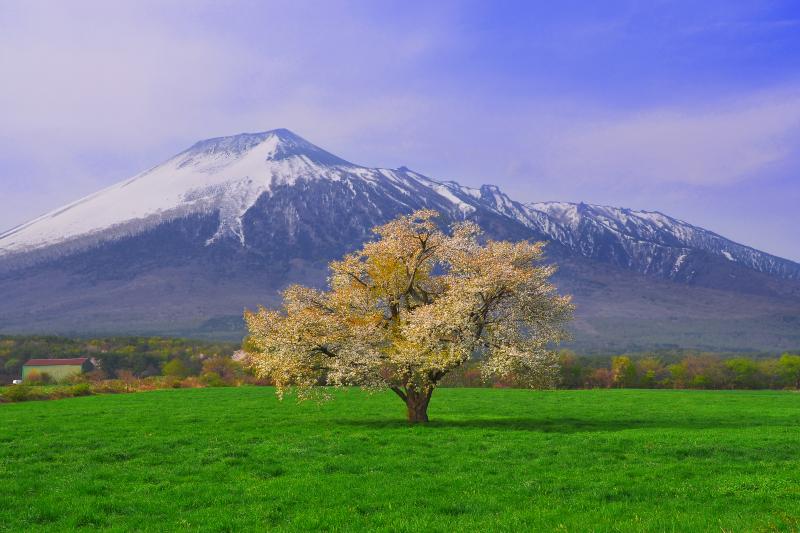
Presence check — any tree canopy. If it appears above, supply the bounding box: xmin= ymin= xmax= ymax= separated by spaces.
xmin=245 ymin=210 xmax=574 ymax=422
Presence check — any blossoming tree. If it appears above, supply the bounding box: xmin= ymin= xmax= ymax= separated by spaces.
xmin=245 ymin=210 xmax=573 ymax=423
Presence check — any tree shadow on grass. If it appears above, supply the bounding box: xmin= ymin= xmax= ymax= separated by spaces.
xmin=335 ymin=416 xmax=790 ymax=433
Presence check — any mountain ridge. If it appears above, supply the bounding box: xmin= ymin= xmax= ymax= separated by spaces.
xmin=2 ymin=128 xmax=798 ymax=283
xmin=1 ymin=128 xmax=798 ymax=350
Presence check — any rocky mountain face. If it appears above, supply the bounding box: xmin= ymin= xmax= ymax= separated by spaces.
xmin=1 ymin=129 xmax=798 ymax=351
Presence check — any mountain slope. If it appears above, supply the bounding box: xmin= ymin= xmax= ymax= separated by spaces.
xmin=1 ymin=129 xmax=798 ymax=351
xmin=460 ymin=183 xmax=800 ymax=285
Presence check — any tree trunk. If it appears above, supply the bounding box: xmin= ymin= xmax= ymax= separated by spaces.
xmin=405 ymin=387 xmax=431 ymax=424
xmin=390 ymin=385 xmax=434 ymax=423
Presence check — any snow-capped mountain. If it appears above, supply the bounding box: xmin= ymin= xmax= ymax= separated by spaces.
xmin=469 ymin=189 xmax=800 ymax=282
xmin=0 ymin=129 xmax=402 ymax=257
xmin=0 ymin=129 xmax=521 ymax=267
xmin=1 ymin=129 xmax=798 ymax=350
xmin=527 ymin=202 xmax=800 ymax=280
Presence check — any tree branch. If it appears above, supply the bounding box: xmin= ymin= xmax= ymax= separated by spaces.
xmin=346 ymin=272 xmax=370 ymax=288
xmin=313 ymin=345 xmax=338 ymax=358
xmin=390 ymin=386 xmax=408 ymax=402
xmin=430 ymin=370 xmax=446 ymax=383
xmin=404 ymin=244 xmax=438 ymax=297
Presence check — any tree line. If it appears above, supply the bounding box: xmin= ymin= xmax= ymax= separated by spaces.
xmin=3 ymin=336 xmax=799 ymax=391
xmin=443 ymin=350 xmax=800 ymax=390
xmin=0 ymin=335 xmax=238 ymax=383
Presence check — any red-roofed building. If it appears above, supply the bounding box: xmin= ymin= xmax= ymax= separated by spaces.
xmin=22 ymin=358 xmax=93 ymax=382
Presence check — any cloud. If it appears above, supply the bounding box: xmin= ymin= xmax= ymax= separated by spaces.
xmin=0 ymin=0 xmax=451 ymax=226
xmin=0 ymin=1 xmax=450 ymax=150
xmin=0 ymin=0 xmax=798 ymax=260
xmin=538 ymin=88 xmax=800 ymax=186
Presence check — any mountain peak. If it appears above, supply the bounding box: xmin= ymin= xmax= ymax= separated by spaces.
xmin=3 ymin=127 xmax=798 ymax=288
xmin=183 ymin=128 xmax=354 ymax=167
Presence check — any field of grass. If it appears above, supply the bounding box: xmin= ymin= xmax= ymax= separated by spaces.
xmin=2 ymin=387 xmax=800 ymax=531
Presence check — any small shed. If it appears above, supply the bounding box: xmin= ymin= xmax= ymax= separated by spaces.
xmin=22 ymin=358 xmax=93 ymax=382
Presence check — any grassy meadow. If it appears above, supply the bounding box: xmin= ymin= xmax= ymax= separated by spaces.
xmin=2 ymin=387 xmax=800 ymax=531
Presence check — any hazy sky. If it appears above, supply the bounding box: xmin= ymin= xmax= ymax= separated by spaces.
xmin=1 ymin=0 xmax=799 ymax=260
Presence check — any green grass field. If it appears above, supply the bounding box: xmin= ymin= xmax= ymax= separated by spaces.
xmin=2 ymin=387 xmax=800 ymax=531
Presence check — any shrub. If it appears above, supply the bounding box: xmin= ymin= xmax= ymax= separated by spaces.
xmin=460 ymin=367 xmax=484 ymax=387
xmin=161 ymin=376 xmax=182 ymax=389
xmin=66 ymin=374 xmax=87 ymax=384
xmin=136 ymin=377 xmax=163 ymax=391
xmin=778 ymin=354 xmax=800 ymax=389
xmin=201 ymin=372 xmax=226 ymax=387
xmin=588 ymin=368 xmax=613 ymax=388
xmin=437 ymin=362 xmax=486 ymax=387
xmin=4 ymin=358 xmax=21 ymax=373
xmin=201 ymin=357 xmax=244 ymax=383
xmin=558 ymin=351 xmax=586 ymax=388
xmin=724 ymin=357 xmax=762 ymax=389
xmin=24 ymin=370 xmax=54 ymax=386
xmin=635 ymin=357 xmax=667 ymax=388
xmin=70 ymin=383 xmax=92 ymax=397
xmin=241 ymin=375 xmax=274 ymax=386
xmin=162 ymin=359 xmax=190 ymax=378
xmin=1 ymin=385 xmax=48 ymax=402
xmin=179 ymin=376 xmax=204 ymax=388
xmin=116 ymin=369 xmax=137 ymax=381
xmin=83 ymin=369 xmax=108 ymax=382
xmin=48 ymin=386 xmax=75 ymax=400
xmin=91 ymin=380 xmax=129 ymax=394
xmin=611 ymin=356 xmax=636 ymax=388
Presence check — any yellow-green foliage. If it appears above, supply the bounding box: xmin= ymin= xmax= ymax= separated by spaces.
xmin=162 ymin=359 xmax=190 ymax=378
xmin=246 ymin=210 xmax=573 ymax=420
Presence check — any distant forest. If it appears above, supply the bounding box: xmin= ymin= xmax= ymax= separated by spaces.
xmin=445 ymin=350 xmax=800 ymax=390
xmin=0 ymin=335 xmax=238 ymax=383
xmin=1 ymin=335 xmax=799 ymax=390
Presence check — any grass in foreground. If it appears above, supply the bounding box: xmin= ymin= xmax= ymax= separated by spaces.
xmin=1 ymin=387 xmax=800 ymax=531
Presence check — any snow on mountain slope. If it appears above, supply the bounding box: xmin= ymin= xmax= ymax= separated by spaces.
xmin=0 ymin=129 xmax=516 ymax=268
xmin=0 ymin=129 xmax=477 ymax=258
xmin=0 ymin=129 xmax=369 ymax=255
xmin=426 ymin=178 xmax=800 ymax=281
xmin=514 ymin=201 xmax=800 ymax=281
xmin=1 ymin=128 xmax=798 ymax=287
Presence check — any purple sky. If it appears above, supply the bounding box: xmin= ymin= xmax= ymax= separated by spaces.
xmin=1 ymin=0 xmax=799 ymax=260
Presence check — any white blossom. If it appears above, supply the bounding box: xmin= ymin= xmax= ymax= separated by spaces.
xmin=245 ymin=210 xmax=574 ymax=420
